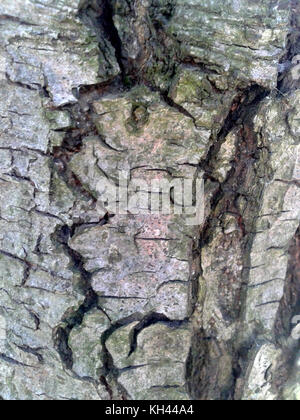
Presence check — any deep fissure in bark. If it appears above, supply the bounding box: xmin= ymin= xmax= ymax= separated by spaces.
xmin=128 ymin=313 xmax=188 ymax=357
xmin=98 ymin=311 xmax=190 ymax=399
xmin=186 ymin=84 xmax=271 ymax=400
xmin=52 ymin=224 xmax=99 ymax=370
xmin=48 ymin=78 xmax=120 ymax=383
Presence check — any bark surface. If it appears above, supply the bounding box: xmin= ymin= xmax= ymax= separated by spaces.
xmin=0 ymin=0 xmax=299 ymax=400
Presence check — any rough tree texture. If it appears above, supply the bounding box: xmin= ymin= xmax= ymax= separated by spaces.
xmin=0 ymin=0 xmax=299 ymax=400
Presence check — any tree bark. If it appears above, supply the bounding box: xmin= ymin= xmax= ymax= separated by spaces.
xmin=0 ymin=0 xmax=299 ymax=400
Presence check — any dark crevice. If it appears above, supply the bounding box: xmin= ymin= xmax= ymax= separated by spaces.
xmin=15 ymin=344 xmax=44 ymax=364
xmin=44 ymin=14 xmax=124 ymax=385
xmin=99 ymin=374 xmax=114 ymax=399
xmin=186 ymin=84 xmax=271 ymax=400
xmin=199 ymin=85 xmax=269 ymax=182
xmin=52 ymin=224 xmax=100 ymax=370
xmin=0 ymin=14 xmax=40 ymax=27
xmin=49 ymin=79 xmax=122 ymax=208
xmin=198 ymin=85 xmax=270 ymax=255
xmin=29 ymin=311 xmax=40 ymax=331
xmin=99 ymin=311 xmax=188 ymax=399
xmin=0 ymin=249 xmax=32 ymax=287
xmin=138 ymin=79 xmax=198 ymax=125
xmin=79 ymin=0 xmax=125 ymax=81
xmin=150 ymin=385 xmax=181 ymax=390
xmin=97 ymin=0 xmax=125 ymax=78
xmin=5 ymin=72 xmax=37 ymax=91
xmin=128 ymin=313 xmax=188 ymax=357
xmin=161 ymin=92 xmax=197 ymax=124
xmin=0 ymin=353 xmax=34 ymax=368
xmin=100 ymin=313 xmax=145 ymax=400
xmin=69 ymin=212 xmax=112 ymax=238
xmin=52 ymin=289 xmax=98 ymax=370
xmin=45 ymin=1 xmax=132 ymax=379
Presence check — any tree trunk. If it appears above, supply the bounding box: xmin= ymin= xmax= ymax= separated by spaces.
xmin=0 ymin=0 xmax=299 ymax=400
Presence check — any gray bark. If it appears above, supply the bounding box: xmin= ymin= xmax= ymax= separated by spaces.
xmin=0 ymin=0 xmax=299 ymax=400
